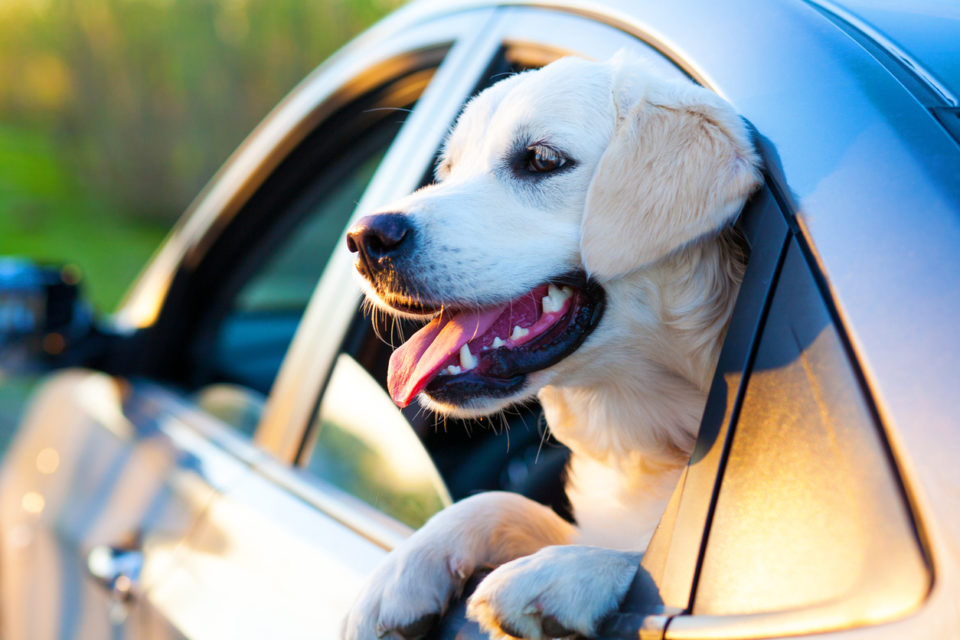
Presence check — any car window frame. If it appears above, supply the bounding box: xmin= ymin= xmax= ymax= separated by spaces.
xmin=251 ymin=9 xmax=509 ymax=462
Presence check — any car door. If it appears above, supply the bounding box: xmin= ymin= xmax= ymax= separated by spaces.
xmin=154 ymin=5 xmax=952 ymax=640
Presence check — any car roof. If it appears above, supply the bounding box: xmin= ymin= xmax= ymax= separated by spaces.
xmin=825 ymin=0 xmax=960 ymax=105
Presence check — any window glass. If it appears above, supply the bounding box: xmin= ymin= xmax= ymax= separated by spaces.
xmin=174 ymin=59 xmax=440 ymax=435
xmin=693 ymin=242 xmax=929 ymax=625
xmin=303 ymin=353 xmax=452 ymax=528
xmin=209 ymin=147 xmax=387 ymax=399
xmin=233 ymin=152 xmax=385 ymax=314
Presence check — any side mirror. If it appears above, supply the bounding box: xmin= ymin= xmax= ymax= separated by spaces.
xmin=0 ymin=258 xmax=101 ymax=373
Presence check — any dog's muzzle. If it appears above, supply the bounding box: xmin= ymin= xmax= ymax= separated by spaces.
xmin=346 ymin=213 xmax=414 ymax=276
xmin=346 ymin=212 xmax=436 ymax=314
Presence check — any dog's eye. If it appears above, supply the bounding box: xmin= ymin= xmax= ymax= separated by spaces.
xmin=525 ymin=144 xmax=566 ymax=173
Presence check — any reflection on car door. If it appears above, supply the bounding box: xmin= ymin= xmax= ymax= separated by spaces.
xmin=0 ymin=370 xmax=247 ymax=639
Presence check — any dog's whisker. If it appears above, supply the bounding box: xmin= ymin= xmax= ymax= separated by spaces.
xmin=487 ymin=70 xmax=517 ymax=82
xmin=501 ymin=411 xmax=511 ymax=452
xmin=371 ymin=306 xmax=387 ymax=345
xmin=391 ymin=316 xmax=405 ymax=346
xmin=362 ymin=106 xmax=414 ymax=115
xmin=535 ymin=416 xmax=551 ymax=464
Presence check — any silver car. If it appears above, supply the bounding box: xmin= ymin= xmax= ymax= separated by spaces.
xmin=1 ymin=0 xmax=959 ymax=638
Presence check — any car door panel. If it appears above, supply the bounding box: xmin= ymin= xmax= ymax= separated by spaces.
xmin=0 ymin=370 xmax=243 ymax=639
xmin=146 ymin=464 xmax=397 ymax=639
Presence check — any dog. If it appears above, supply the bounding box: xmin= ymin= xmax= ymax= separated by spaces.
xmin=342 ymin=53 xmax=761 ymax=640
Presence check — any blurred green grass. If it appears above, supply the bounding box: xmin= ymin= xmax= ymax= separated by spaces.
xmin=0 ymin=124 xmax=168 ymax=312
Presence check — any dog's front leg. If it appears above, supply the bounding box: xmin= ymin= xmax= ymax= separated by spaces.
xmin=343 ymin=492 xmax=575 ymax=640
xmin=466 ymin=545 xmax=642 ymax=640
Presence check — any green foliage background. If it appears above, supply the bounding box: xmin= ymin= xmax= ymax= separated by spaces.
xmin=0 ymin=0 xmax=403 ymax=312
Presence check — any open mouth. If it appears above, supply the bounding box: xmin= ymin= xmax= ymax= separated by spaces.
xmin=386 ymin=272 xmax=605 ymax=407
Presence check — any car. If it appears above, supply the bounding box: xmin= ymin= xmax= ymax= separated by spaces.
xmin=1 ymin=0 xmax=959 ymax=638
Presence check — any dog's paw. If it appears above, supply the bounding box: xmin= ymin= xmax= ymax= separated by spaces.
xmin=343 ymin=493 xmax=574 ymax=640
xmin=343 ymin=541 xmax=475 ymax=640
xmin=465 ymin=546 xmax=640 ymax=639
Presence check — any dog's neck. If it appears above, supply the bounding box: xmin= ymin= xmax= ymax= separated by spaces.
xmin=540 ymin=231 xmax=744 ymax=470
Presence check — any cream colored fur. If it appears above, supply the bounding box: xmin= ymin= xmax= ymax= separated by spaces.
xmin=344 ymin=53 xmax=761 ymax=640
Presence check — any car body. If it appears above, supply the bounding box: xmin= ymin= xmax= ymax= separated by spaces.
xmin=1 ymin=0 xmax=959 ymax=638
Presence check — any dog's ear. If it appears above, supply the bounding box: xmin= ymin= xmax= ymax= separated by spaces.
xmin=581 ymin=68 xmax=761 ymax=280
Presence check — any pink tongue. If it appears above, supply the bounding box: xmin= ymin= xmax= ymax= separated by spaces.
xmin=388 ymin=305 xmax=506 ymax=407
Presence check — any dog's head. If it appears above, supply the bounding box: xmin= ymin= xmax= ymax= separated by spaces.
xmin=346 ymin=54 xmax=761 ymax=417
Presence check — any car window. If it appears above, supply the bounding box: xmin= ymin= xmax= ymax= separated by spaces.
xmin=691 ymin=241 xmax=929 ymax=629
xmin=187 ymin=125 xmax=398 ymax=438
xmin=208 ymin=147 xmax=388 ymax=397
xmin=302 ymin=353 xmax=452 ymax=528
xmin=171 ymin=63 xmax=439 ymax=436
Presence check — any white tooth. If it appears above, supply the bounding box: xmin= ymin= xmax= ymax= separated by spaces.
xmin=459 ymin=344 xmax=477 ymax=370
xmin=445 ymin=365 xmax=462 ymax=375
xmin=542 ymin=294 xmax=559 ymax=314
xmin=542 ymin=284 xmax=571 ymax=313
xmin=511 ymin=325 xmax=529 ymax=340
xmin=492 ymin=337 xmax=505 ymax=348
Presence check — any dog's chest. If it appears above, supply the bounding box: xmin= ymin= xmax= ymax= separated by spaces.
xmin=564 ymin=453 xmax=681 ymax=551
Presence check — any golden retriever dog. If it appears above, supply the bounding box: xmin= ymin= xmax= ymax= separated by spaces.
xmin=343 ymin=53 xmax=761 ymax=640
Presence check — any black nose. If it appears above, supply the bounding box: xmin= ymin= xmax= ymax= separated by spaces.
xmin=346 ymin=213 xmax=412 ymax=264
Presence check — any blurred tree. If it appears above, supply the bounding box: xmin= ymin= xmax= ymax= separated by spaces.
xmin=2 ymin=0 xmax=403 ymax=225
xmin=0 ymin=0 xmax=403 ymax=310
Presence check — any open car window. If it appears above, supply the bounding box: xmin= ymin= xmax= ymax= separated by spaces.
xmin=209 ymin=146 xmax=389 ymax=397
xmin=126 ymin=56 xmax=442 ymax=437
